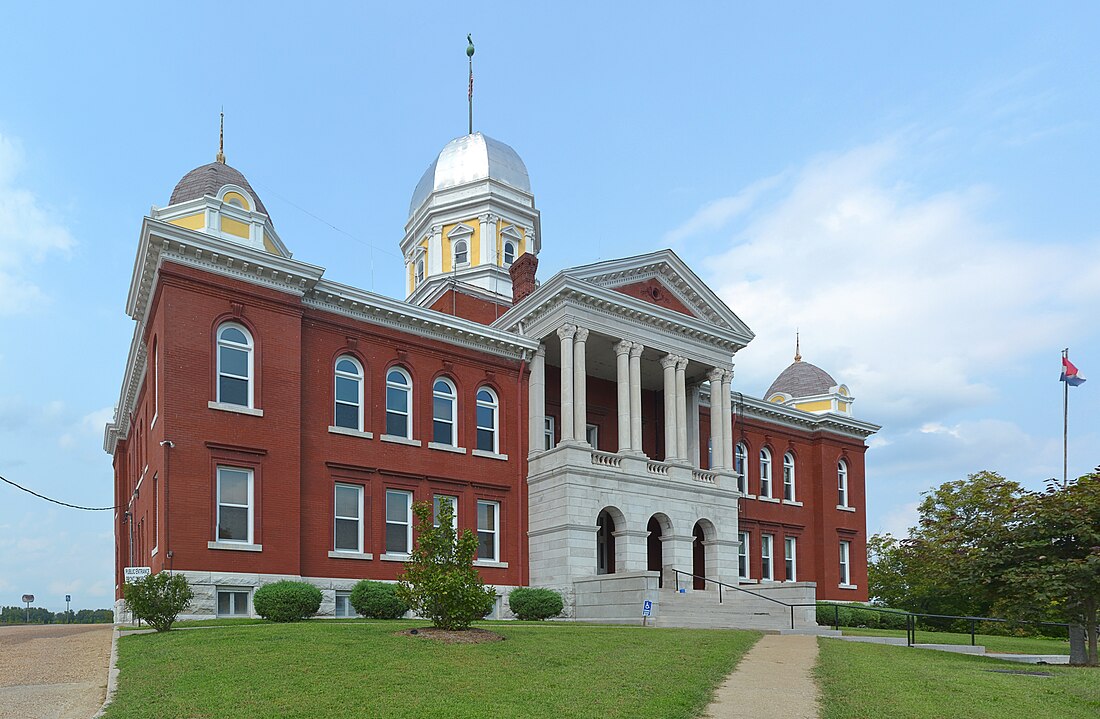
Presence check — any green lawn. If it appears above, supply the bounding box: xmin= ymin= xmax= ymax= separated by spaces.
xmin=105 ymin=621 xmax=759 ymax=718
xmin=816 ymin=638 xmax=1099 ymax=719
xmin=836 ymin=627 xmax=1070 ymax=655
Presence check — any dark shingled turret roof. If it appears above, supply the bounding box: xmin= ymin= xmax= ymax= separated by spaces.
xmin=169 ymin=161 xmax=269 ymax=218
xmin=765 ymin=360 xmax=837 ymax=399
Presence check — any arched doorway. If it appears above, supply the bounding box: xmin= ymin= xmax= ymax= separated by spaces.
xmin=647 ymin=514 xmax=672 ymax=588
xmin=596 ymin=510 xmax=616 ymax=575
xmin=692 ymin=522 xmax=706 ymax=589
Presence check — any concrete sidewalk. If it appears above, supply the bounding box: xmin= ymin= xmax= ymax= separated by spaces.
xmin=702 ymin=634 xmax=820 ymax=719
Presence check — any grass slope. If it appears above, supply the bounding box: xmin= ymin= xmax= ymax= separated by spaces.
xmin=837 ymin=627 xmax=1070 ymax=655
xmin=816 ymin=638 xmax=1099 ymax=719
xmin=105 ymin=621 xmax=759 ymax=719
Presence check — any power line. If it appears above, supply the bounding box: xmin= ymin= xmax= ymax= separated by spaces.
xmin=1 ymin=473 xmax=116 ymax=511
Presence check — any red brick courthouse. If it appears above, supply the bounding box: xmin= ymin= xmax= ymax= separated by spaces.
xmin=105 ymin=132 xmax=878 ymax=625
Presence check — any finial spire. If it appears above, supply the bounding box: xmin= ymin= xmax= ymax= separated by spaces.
xmin=467 ymin=34 xmax=475 ymax=135
xmin=794 ymin=330 xmax=801 ymax=362
xmin=216 ymin=110 xmax=225 ymax=164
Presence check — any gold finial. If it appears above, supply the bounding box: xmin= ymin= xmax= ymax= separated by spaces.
xmin=216 ymin=110 xmax=225 ymax=164
xmin=794 ymin=330 xmax=801 ymax=362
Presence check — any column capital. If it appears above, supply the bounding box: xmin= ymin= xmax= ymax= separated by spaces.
xmin=614 ymin=339 xmax=633 ymax=357
xmin=534 ymin=344 xmax=546 ymax=358
xmin=574 ymin=327 xmax=590 ymax=343
xmin=557 ymin=324 xmax=577 ymax=341
xmin=676 ymin=357 xmax=689 ymax=371
xmin=629 ymin=342 xmax=644 ymax=358
xmin=660 ymin=353 xmax=679 ymax=370
xmin=707 ymin=367 xmax=724 ymax=383
xmin=722 ymin=368 xmax=735 ymax=383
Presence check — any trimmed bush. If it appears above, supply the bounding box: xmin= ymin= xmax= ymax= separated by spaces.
xmin=253 ymin=581 xmax=322 ymax=622
xmin=350 ymin=581 xmax=409 ymax=619
xmin=508 ymin=588 xmax=563 ymax=621
xmin=123 ymin=572 xmax=194 ymax=632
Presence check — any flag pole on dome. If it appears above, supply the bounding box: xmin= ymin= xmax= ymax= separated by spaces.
xmin=1060 ymin=348 xmax=1087 ymax=487
xmin=467 ymin=35 xmax=475 ymax=135
xmin=216 ymin=109 xmax=225 ymax=164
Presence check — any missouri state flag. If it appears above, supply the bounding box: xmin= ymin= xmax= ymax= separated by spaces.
xmin=1061 ymin=356 xmax=1086 ymax=386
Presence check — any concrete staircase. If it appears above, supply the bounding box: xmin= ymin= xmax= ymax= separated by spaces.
xmin=655 ymin=587 xmax=832 ymax=633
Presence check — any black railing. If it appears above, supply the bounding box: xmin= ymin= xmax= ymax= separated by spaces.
xmin=670 ymin=569 xmax=801 ymax=629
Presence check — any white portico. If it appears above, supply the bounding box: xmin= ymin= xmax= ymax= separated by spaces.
xmin=494 ymin=250 xmax=755 ymax=593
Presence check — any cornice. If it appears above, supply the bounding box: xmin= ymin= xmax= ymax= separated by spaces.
xmin=700 ymin=387 xmax=880 ymax=440
xmin=103 ymin=323 xmax=147 ymax=454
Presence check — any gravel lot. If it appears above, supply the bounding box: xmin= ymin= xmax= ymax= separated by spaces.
xmin=0 ymin=624 xmax=113 ymax=719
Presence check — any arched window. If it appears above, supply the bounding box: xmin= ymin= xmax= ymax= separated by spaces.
xmin=838 ymin=460 xmax=849 ymax=508
xmin=475 ymin=387 xmax=499 ymax=453
xmin=503 ymin=241 xmax=516 ymax=266
xmin=783 ymin=452 xmax=796 ymax=501
xmin=386 ymin=368 xmax=412 ymax=438
xmin=217 ymin=323 xmax=254 ymax=407
xmin=734 ymin=442 xmax=748 ymax=494
xmin=454 ymin=240 xmax=469 ymax=267
xmin=415 ymin=258 xmax=425 ymax=284
xmin=432 ymin=378 xmax=457 ymax=446
xmin=759 ymin=448 xmax=773 ymax=498
xmin=334 ymin=356 xmax=364 ymax=431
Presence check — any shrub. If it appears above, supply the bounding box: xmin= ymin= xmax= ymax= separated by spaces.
xmin=508 ymin=588 xmax=563 ymax=621
xmin=397 ymin=500 xmax=496 ymax=630
xmin=253 ymin=581 xmax=322 ymax=623
xmin=350 ymin=581 xmax=409 ymax=619
xmin=123 ymin=572 xmax=194 ymax=632
xmin=816 ymin=602 xmax=908 ymax=630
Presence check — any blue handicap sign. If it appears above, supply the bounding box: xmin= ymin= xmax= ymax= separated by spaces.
xmin=642 ymin=600 xmax=653 ymax=617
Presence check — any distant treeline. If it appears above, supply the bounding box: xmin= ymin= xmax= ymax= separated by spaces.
xmin=1 ymin=606 xmax=114 ymax=624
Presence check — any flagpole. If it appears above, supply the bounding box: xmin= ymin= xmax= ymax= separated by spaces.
xmin=467 ymin=35 xmax=475 ymax=135
xmin=1063 ymin=347 xmax=1069 ymax=488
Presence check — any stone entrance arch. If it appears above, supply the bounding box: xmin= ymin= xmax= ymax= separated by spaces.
xmin=692 ymin=519 xmax=717 ymax=589
xmin=596 ymin=506 xmax=625 ymax=575
xmin=647 ymin=513 xmax=673 ymax=588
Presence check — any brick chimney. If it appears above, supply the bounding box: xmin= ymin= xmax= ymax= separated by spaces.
xmin=509 ymin=252 xmax=539 ymax=304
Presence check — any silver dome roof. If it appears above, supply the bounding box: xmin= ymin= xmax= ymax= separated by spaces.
xmin=409 ymin=132 xmax=530 ymax=215
xmin=765 ymin=360 xmax=838 ymax=399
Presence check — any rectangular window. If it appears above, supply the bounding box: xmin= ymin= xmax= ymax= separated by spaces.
xmin=783 ymin=464 xmax=795 ymax=501
xmin=334 ymin=484 xmax=363 ymax=553
xmin=216 ymin=466 xmax=253 ymax=543
xmin=385 ymin=490 xmax=412 ymax=555
xmin=151 ymin=341 xmax=159 ymax=425
xmin=544 ymin=416 xmax=555 ymax=451
xmin=477 ymin=500 xmax=499 ymax=562
xmin=585 ymin=423 xmax=599 ymax=449
xmin=335 ymin=591 xmax=353 ymax=618
xmin=707 ymin=438 xmax=713 ymax=469
xmin=153 ymin=474 xmax=159 ymax=553
xmin=838 ymin=463 xmax=849 ymax=507
xmin=735 ymin=445 xmax=747 ymax=494
xmin=760 ymin=533 xmax=774 ymax=581
xmin=738 ymin=531 xmax=750 ymax=579
xmin=433 ymin=495 xmax=458 ymax=532
xmin=839 ymin=540 xmax=851 ymax=585
xmin=217 ymin=588 xmax=250 ymax=617
xmin=784 ymin=537 xmax=797 ymax=582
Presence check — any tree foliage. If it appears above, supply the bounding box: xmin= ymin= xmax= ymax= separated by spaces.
xmin=396 ymin=500 xmax=496 ymax=630
xmin=123 ymin=572 xmax=194 ymax=632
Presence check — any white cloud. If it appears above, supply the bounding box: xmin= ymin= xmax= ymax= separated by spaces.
xmin=0 ymin=132 xmax=74 ymax=315
xmin=872 ymin=501 xmax=920 ymax=538
xmin=671 ymin=138 xmax=1100 ymax=430
xmin=59 ymin=406 xmax=114 ymax=450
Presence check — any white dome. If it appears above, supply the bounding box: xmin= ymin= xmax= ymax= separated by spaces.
xmin=409 ymin=132 xmax=531 ymax=216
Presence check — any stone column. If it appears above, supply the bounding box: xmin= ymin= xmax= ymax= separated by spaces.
xmin=478 ymin=213 xmax=498 ymax=265
xmin=557 ymin=325 xmax=576 ymax=442
xmin=721 ymin=370 xmax=735 ymax=469
xmin=613 ymin=529 xmax=650 ymax=574
xmin=661 ymin=354 xmax=679 ymax=461
xmin=629 ymin=343 xmax=644 ymax=454
xmin=614 ymin=340 xmax=632 ymax=453
xmin=687 ymin=383 xmax=701 ymax=469
xmin=573 ymin=327 xmax=590 ymax=444
xmin=428 ymin=224 xmax=443 ymax=275
xmin=707 ymin=368 xmax=724 ymax=469
xmin=675 ymin=357 xmax=689 ymax=464
xmin=528 ymin=345 xmax=546 ymax=457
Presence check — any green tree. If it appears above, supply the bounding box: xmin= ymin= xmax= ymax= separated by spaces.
xmin=397 ymin=500 xmax=496 ymax=630
xmin=981 ymin=473 xmax=1100 ymax=665
xmin=123 ymin=572 xmax=193 ymax=632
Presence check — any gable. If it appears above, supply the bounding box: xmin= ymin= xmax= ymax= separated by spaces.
xmin=612 ymin=278 xmax=697 ymax=318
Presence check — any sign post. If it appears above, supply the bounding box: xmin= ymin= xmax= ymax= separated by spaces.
xmin=65 ymin=594 xmax=71 ymax=623
xmin=21 ymin=594 xmax=34 ymax=623
xmin=642 ymin=599 xmax=653 ymax=627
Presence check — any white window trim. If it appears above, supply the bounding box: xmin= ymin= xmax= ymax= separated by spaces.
xmin=385 ymin=489 xmax=413 ymax=557
xmin=334 ymin=483 xmax=364 ymax=554
xmin=215 ymin=466 xmax=254 ymax=545
xmin=216 ymin=586 xmax=251 ymax=617
xmin=208 ymin=401 xmax=264 ymax=417
xmin=585 ymin=423 xmax=599 ymax=449
xmin=838 ymin=460 xmax=850 ymax=508
xmin=472 ymin=449 xmax=509 ymax=460
xmin=759 ymin=448 xmax=772 ymax=498
xmin=760 ymin=533 xmax=774 ymax=582
xmin=385 ymin=368 xmax=413 ymax=440
xmin=334 ymin=355 xmax=364 ymax=432
xmin=328 ymin=550 xmax=373 ymax=560
xmin=543 ymin=416 xmax=556 ymax=451
xmin=335 ymin=591 xmax=354 ymax=618
xmin=839 ymin=540 xmax=852 ymax=586
xmin=836 ymin=505 xmax=857 ymax=513
xmin=328 ymin=425 xmax=373 ymax=440
xmin=734 ymin=442 xmax=747 ymax=494
xmin=783 ymin=452 xmax=796 ymax=502
xmin=380 ymin=434 xmax=422 ymax=447
xmin=477 ymin=500 xmax=500 ymax=563
xmin=453 ymin=238 xmax=470 ymax=268
xmin=415 ymin=258 xmax=425 ymax=284
xmin=433 ymin=495 xmax=459 ymax=533
xmin=432 ymin=378 xmax=458 ymax=447
xmin=150 ymin=339 xmax=159 ymax=428
xmin=738 ymin=531 xmax=750 ymax=580
xmin=208 ymin=541 xmax=263 ymax=552
xmin=784 ymin=536 xmax=797 ymax=582
xmin=476 ymin=387 xmax=500 ymax=455
xmin=502 ymin=240 xmax=516 ymax=267
xmin=216 ymin=322 xmax=254 ymax=408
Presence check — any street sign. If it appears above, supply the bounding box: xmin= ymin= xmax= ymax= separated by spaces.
xmin=65 ymin=594 xmax=71 ymax=602
xmin=642 ymin=600 xmax=653 ymax=617
xmin=124 ymin=567 xmax=152 ymax=583
xmin=21 ymin=594 xmax=34 ymax=603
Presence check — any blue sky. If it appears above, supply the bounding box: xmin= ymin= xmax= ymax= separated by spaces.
xmin=1 ymin=3 xmax=1097 ymax=611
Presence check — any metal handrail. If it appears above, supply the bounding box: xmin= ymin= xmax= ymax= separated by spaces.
xmin=670 ymin=569 xmax=800 ymax=628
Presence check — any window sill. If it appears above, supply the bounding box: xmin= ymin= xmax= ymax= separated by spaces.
xmin=757 ymin=496 xmax=780 ymax=504
xmin=738 ymin=577 xmax=756 ymax=583
xmin=208 ymin=541 xmax=263 ymax=552
xmin=380 ymin=553 xmax=411 ymax=562
xmin=428 ymin=442 xmax=467 ymax=454
xmin=380 ymin=434 xmax=422 ymax=447
xmin=836 ymin=505 xmax=857 ymax=513
xmin=151 ymin=546 xmax=158 ymax=557
xmin=838 ymin=583 xmax=859 ymax=590
xmin=473 ymin=560 xmax=509 ymax=568
xmin=208 ymin=401 xmax=263 ymax=417
xmin=738 ymin=491 xmax=754 ymax=499
xmin=782 ymin=499 xmax=803 ymax=507
xmin=150 ymin=414 xmax=158 ymax=430
xmin=472 ymin=449 xmax=509 ymax=461
xmin=328 ymin=425 xmax=373 ymax=440
xmin=328 ymin=550 xmax=373 ymax=561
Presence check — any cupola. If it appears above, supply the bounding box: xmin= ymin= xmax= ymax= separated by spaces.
xmin=765 ymin=335 xmax=854 ymax=415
